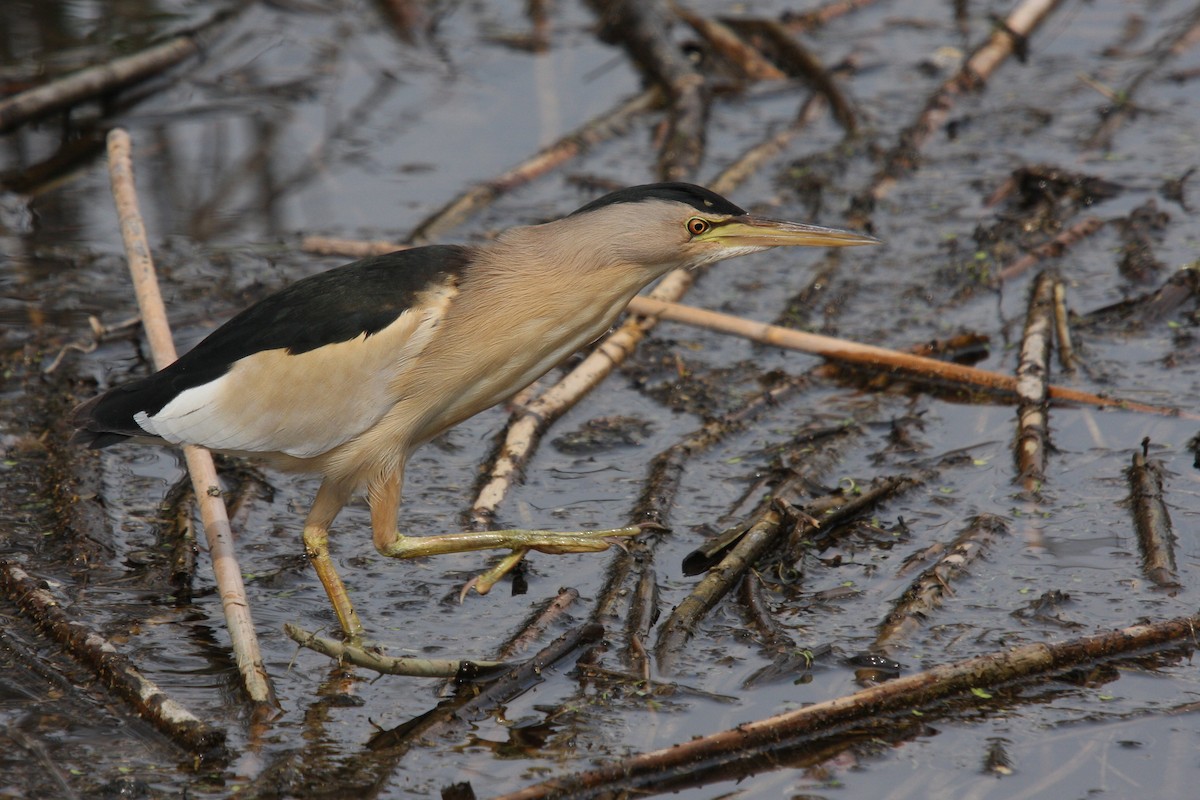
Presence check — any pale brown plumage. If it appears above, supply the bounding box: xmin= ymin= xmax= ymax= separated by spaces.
xmin=73 ymin=183 xmax=878 ymax=637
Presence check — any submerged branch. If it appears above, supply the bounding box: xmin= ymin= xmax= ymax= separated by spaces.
xmin=1053 ymin=280 xmax=1078 ymax=372
xmin=995 ymin=216 xmax=1105 ymax=283
xmin=1126 ymin=443 xmax=1179 ymax=589
xmin=496 ymin=612 xmax=1200 ymax=800
xmin=584 ymin=0 xmax=708 ymax=180
xmin=0 ymin=21 xmax=224 ymax=133
xmin=853 ymin=0 xmax=1067 ymax=216
xmin=0 ymin=560 xmax=227 ymax=758
xmin=874 ymin=514 xmax=1010 ymax=656
xmin=1084 ymin=3 xmax=1200 ymax=151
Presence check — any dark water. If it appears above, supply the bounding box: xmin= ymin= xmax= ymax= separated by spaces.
xmin=3 ymin=0 xmax=1200 ymax=797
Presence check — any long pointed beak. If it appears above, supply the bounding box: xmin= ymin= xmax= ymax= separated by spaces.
xmin=713 ymin=215 xmax=879 ymax=248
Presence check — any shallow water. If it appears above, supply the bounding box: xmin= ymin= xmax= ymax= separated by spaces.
xmin=3 ymin=0 xmax=1200 ymax=797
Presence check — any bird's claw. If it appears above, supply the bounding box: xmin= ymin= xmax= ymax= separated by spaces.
xmin=459 ymin=574 xmax=484 ymax=603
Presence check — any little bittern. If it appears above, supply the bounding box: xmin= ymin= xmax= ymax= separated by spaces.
xmin=73 ymin=182 xmax=878 ymax=637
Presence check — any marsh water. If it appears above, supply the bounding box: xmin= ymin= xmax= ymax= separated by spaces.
xmin=3 ymin=0 xmax=1200 ymax=797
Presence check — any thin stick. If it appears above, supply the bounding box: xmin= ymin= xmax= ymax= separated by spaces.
xmin=301 ymin=236 xmax=404 ymax=258
xmin=494 ymin=612 xmax=1200 ymax=800
xmin=0 ymin=560 xmax=227 ymax=757
xmin=106 ymin=129 xmax=275 ymax=706
xmin=626 ymin=295 xmax=1188 ymax=418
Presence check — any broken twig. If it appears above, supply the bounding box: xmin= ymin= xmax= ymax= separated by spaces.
xmin=1014 ymin=272 xmax=1056 ymax=495
xmin=1126 ymin=442 xmax=1179 ymax=589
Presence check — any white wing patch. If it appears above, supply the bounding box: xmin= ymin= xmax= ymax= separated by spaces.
xmin=133 ymin=381 xmax=222 ymax=440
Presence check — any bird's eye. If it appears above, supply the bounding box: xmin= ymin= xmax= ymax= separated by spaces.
xmin=687 ymin=218 xmax=710 ymax=236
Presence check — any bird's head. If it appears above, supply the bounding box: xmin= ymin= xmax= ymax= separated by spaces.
xmin=564 ymin=182 xmax=878 ymax=273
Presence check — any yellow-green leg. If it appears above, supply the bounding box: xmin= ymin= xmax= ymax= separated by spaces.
xmin=302 ymin=480 xmax=363 ymax=638
xmin=368 ymin=473 xmax=641 ymax=567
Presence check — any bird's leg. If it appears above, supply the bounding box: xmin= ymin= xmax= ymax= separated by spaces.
xmin=369 ymin=473 xmax=642 ymax=561
xmin=302 ymin=480 xmax=362 ymax=638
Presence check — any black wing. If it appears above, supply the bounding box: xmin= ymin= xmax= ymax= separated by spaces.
xmin=72 ymin=245 xmax=473 ymax=447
